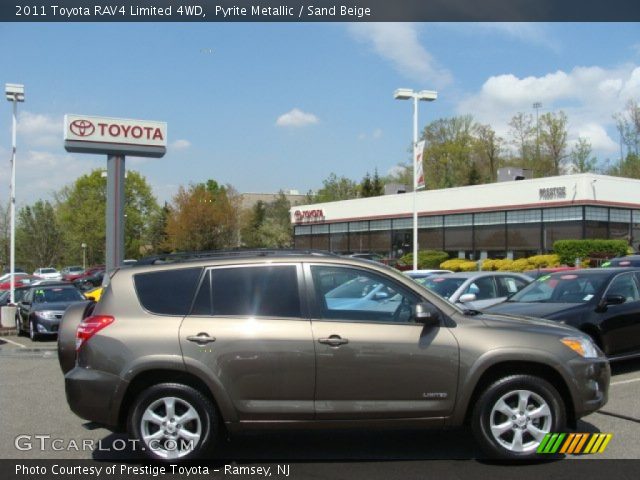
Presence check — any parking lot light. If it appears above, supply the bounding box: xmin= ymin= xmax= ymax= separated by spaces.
xmin=394 ymin=88 xmax=437 ymax=270
xmin=5 ymin=83 xmax=25 ymax=304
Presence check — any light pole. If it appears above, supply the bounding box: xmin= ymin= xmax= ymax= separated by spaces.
xmin=81 ymin=243 xmax=87 ymax=270
xmin=394 ymin=88 xmax=437 ymax=270
xmin=5 ymin=84 xmax=24 ymax=304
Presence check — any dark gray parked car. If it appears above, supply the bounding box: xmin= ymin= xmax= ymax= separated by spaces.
xmin=58 ymin=251 xmax=610 ymax=461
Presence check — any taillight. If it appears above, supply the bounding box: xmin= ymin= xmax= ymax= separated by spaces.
xmin=76 ymin=315 xmax=114 ymax=351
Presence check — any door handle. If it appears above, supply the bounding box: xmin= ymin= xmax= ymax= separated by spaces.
xmin=186 ymin=333 xmax=217 ymax=345
xmin=318 ymin=335 xmax=349 ymax=347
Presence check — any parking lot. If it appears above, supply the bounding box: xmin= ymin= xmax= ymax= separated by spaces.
xmin=1 ymin=334 xmax=639 ymax=469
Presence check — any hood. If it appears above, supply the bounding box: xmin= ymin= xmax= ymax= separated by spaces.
xmin=484 ymin=301 xmax=583 ymax=319
xmin=32 ymin=301 xmax=83 ymax=312
xmin=475 ymin=311 xmax=582 ymax=337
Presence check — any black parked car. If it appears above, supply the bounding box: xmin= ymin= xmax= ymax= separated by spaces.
xmin=485 ymin=268 xmax=640 ymax=360
xmin=601 ymin=255 xmax=640 ymax=268
xmin=16 ymin=284 xmax=86 ymax=340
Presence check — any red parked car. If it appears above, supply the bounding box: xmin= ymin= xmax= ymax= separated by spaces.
xmin=0 ymin=273 xmax=43 ymax=291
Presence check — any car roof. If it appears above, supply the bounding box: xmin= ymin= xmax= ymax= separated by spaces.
xmin=429 ymin=271 xmax=531 ymax=279
xmin=544 ymin=267 xmax=639 ymax=277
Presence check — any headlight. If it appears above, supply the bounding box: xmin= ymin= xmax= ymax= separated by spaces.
xmin=36 ymin=310 xmax=59 ymax=321
xmin=561 ymin=336 xmax=599 ymax=358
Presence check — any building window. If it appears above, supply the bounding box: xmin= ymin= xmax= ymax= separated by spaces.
xmin=349 ymin=221 xmax=369 ymax=232
xmin=543 ymin=222 xmax=583 ymax=250
xmin=444 ymin=214 xmax=473 ymax=227
xmin=370 ymin=230 xmax=391 ymax=254
xmin=585 ymin=207 xmax=608 ymax=222
xmin=475 ymin=225 xmax=506 ymax=254
xmin=330 ymin=232 xmax=348 ymax=253
xmin=392 ymin=218 xmax=412 ymax=229
xmin=419 ymin=229 xmax=444 ymax=250
xmin=507 ymin=209 xmax=541 ymax=224
xmin=312 ymin=234 xmax=330 ymax=251
xmin=474 ymin=212 xmax=505 ymax=226
xmin=610 ymin=209 xmax=631 ymax=223
xmin=294 ymin=235 xmax=312 ymax=249
xmin=370 ymin=219 xmax=392 ymax=231
xmin=295 ymin=225 xmax=311 ymax=236
xmin=330 ymin=222 xmax=348 ymax=234
xmin=445 ymin=227 xmax=473 ymax=252
xmin=349 ymin=231 xmax=370 ymax=252
xmin=543 ymin=207 xmax=583 ymax=222
xmin=419 ymin=216 xmax=443 ymax=228
xmin=311 ymin=224 xmax=329 ymax=234
xmin=585 ymin=221 xmax=608 ymax=239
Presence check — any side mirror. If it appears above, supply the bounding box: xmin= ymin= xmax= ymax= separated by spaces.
xmin=604 ymin=294 xmax=626 ymax=306
xmin=458 ymin=293 xmax=477 ymax=304
xmin=414 ymin=302 xmax=441 ymax=326
xmin=373 ymin=291 xmax=390 ymax=301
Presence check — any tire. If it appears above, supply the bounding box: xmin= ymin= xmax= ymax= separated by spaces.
xmin=471 ymin=374 xmax=565 ymax=459
xmin=128 ymin=383 xmax=218 ymax=461
xmin=29 ymin=320 xmax=40 ymax=342
xmin=15 ymin=314 xmax=24 ymax=336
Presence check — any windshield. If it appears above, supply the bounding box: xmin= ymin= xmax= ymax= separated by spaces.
xmin=40 ymin=268 xmax=57 ymax=274
xmin=422 ymin=277 xmax=466 ymax=300
xmin=508 ymin=273 xmax=607 ymax=303
xmin=33 ymin=288 xmax=84 ymax=304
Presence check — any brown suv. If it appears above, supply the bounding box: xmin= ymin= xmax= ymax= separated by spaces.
xmin=58 ymin=250 xmax=610 ymax=460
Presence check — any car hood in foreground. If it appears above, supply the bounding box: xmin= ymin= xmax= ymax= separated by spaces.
xmin=473 ymin=311 xmax=582 ymax=337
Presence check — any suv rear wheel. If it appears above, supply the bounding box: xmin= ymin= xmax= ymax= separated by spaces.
xmin=128 ymin=383 xmax=218 ymax=460
xmin=471 ymin=375 xmax=565 ymax=459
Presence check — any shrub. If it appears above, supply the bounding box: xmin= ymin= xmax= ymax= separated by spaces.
xmin=401 ymin=250 xmax=449 ymax=269
xmin=509 ymin=258 xmax=532 ymax=272
xmin=553 ymin=240 xmax=628 ymax=266
xmin=440 ymin=258 xmax=477 ymax=272
xmin=526 ymin=254 xmax=560 ymax=268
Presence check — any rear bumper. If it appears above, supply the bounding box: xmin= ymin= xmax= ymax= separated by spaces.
xmin=65 ymin=367 xmax=126 ymax=427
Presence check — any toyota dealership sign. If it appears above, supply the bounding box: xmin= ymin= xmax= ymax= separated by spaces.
xmin=64 ymin=114 xmax=167 ymax=158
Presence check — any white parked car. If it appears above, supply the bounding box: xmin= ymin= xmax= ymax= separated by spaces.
xmin=420 ymin=271 xmax=533 ymax=310
xmin=33 ymin=267 xmax=62 ymax=281
xmin=405 ymin=269 xmax=453 ymax=285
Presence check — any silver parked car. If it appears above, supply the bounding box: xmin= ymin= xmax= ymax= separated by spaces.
xmin=421 ymin=271 xmax=533 ymax=310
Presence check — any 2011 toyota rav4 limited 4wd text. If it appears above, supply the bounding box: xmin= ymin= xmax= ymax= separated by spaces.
xmin=58 ymin=250 xmax=610 ymax=461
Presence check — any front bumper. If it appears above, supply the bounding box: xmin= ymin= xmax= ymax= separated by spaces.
xmin=568 ymin=356 xmax=610 ymax=419
xmin=65 ymin=366 xmax=126 ymax=427
xmin=34 ymin=316 xmax=61 ymax=333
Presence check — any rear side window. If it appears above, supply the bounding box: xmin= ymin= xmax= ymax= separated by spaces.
xmin=203 ymin=266 xmax=301 ymax=318
xmin=134 ymin=267 xmax=203 ymax=315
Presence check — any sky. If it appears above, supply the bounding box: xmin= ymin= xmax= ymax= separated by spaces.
xmin=0 ymin=22 xmax=639 ymax=207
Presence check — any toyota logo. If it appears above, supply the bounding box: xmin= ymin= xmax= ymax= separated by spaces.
xmin=69 ymin=119 xmax=95 ymax=137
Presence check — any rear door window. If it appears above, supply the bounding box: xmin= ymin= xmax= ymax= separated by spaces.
xmin=134 ymin=267 xmax=203 ymax=315
xmin=198 ymin=265 xmax=301 ymax=318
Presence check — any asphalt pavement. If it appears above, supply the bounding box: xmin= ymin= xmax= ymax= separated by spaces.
xmin=1 ymin=335 xmax=639 ymax=479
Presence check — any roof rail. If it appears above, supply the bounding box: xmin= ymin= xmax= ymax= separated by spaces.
xmin=135 ymin=249 xmax=338 ymax=266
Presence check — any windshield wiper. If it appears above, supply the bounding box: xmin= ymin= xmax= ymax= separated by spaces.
xmin=463 ymin=308 xmax=482 ymax=316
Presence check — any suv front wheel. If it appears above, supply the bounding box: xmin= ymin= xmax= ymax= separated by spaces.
xmin=128 ymin=383 xmax=218 ymax=461
xmin=471 ymin=374 xmax=566 ymax=459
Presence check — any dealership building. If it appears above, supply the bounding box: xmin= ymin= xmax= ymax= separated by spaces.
xmin=290 ymin=173 xmax=640 ymax=260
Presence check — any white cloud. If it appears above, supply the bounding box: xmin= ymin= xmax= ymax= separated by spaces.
xmin=348 ymin=23 xmax=452 ymax=87
xmin=170 ymin=139 xmax=191 ymax=150
xmin=470 ymin=23 xmax=559 ymax=51
xmin=0 ymin=150 xmax=102 ymax=205
xmin=358 ymin=128 xmax=383 ymax=141
xmin=275 ymin=108 xmax=319 ymax=128
xmin=17 ymin=111 xmax=63 ymax=148
xmin=457 ymin=64 xmax=640 ymax=155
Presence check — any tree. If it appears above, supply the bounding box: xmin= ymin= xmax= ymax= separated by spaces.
xmin=241 ymin=193 xmax=293 ymax=248
xmin=164 ymin=180 xmax=240 ymax=252
xmin=570 ymin=137 xmax=597 ymax=173
xmin=16 ymin=200 xmax=63 ymax=272
xmin=473 ymin=124 xmax=503 ymax=182
xmin=307 ymin=173 xmax=359 ymax=203
xmin=371 ymin=169 xmax=384 ymax=196
xmin=360 ymin=172 xmax=373 ymax=198
xmin=56 ymin=169 xmax=160 ymax=265
xmin=421 ymin=115 xmax=475 ymax=189
xmin=539 ymin=111 xmax=569 ymax=176
xmin=614 ymin=99 xmax=640 ymax=158
xmin=508 ymin=112 xmax=536 ymax=171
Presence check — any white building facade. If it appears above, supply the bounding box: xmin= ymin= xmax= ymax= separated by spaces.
xmin=290 ymin=174 xmax=640 ymax=259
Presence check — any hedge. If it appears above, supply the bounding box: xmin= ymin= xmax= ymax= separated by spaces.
xmin=553 ymin=239 xmax=628 ymax=266
xmin=400 ymin=250 xmax=449 ymax=269
xmin=440 ymin=258 xmax=478 ymax=272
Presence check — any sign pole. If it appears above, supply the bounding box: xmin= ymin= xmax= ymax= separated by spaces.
xmin=106 ymin=155 xmax=125 ymax=272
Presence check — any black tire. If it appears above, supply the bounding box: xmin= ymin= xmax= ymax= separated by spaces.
xmin=15 ymin=314 xmax=24 ymax=336
xmin=471 ymin=374 xmax=565 ymax=460
xmin=128 ymin=383 xmax=218 ymax=461
xmin=29 ymin=320 xmax=40 ymax=341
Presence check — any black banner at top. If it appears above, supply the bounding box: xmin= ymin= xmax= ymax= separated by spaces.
xmin=3 ymin=0 xmax=640 ymax=22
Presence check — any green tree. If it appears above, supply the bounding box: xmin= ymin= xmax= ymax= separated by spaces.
xmin=371 ymin=169 xmax=384 ymax=196
xmin=539 ymin=111 xmax=569 ymax=176
xmin=508 ymin=112 xmax=536 ymax=171
xmin=360 ymin=172 xmax=374 ymax=197
xmin=56 ymin=169 xmax=160 ymax=265
xmin=307 ymin=173 xmax=359 ymax=203
xmin=570 ymin=137 xmax=597 ymax=173
xmin=241 ymin=193 xmax=293 ymax=248
xmin=473 ymin=123 xmax=503 ymax=182
xmin=16 ymin=200 xmax=63 ymax=272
